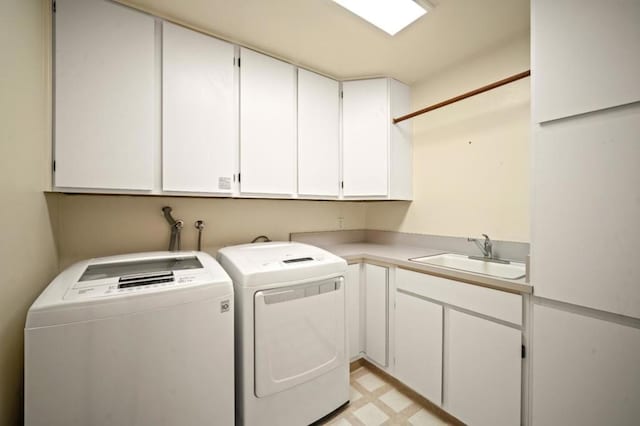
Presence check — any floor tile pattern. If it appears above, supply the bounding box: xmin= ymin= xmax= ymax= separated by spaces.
xmin=317 ymin=365 xmax=450 ymax=426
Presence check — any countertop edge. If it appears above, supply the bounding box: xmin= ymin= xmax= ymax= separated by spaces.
xmin=334 ymin=251 xmax=532 ymax=295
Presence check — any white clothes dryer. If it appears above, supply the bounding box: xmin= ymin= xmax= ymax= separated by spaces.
xmin=218 ymin=242 xmax=349 ymax=426
xmin=24 ymin=251 xmax=234 ymax=426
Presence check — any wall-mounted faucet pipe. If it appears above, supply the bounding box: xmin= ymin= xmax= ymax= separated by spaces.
xmin=195 ymin=220 xmax=205 ymax=251
xmin=162 ymin=206 xmax=183 ymax=252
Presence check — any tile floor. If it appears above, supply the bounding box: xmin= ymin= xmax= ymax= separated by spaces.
xmin=317 ymin=364 xmax=451 ymax=426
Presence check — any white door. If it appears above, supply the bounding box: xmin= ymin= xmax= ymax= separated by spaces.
xmin=253 ymin=278 xmax=345 ymax=397
xmin=162 ymin=22 xmax=236 ymax=193
xmin=532 ymin=0 xmax=640 ymax=122
xmin=531 ymin=106 xmax=640 ymax=318
xmin=395 ymin=291 xmax=442 ymax=405
xmin=342 ymin=79 xmax=389 ymax=197
xmin=297 ymin=69 xmax=340 ymax=197
xmin=54 ymin=0 xmax=155 ymax=190
xmin=445 ymin=309 xmax=521 ymax=426
xmin=532 ymin=304 xmax=640 ymax=426
xmin=239 ymin=48 xmax=296 ymax=195
xmin=364 ymin=264 xmax=387 ymax=366
xmin=345 ymin=264 xmax=362 ymax=360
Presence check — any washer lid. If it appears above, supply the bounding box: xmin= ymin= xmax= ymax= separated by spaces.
xmin=26 ymin=251 xmax=233 ymax=328
xmin=217 ymin=242 xmax=346 ymax=287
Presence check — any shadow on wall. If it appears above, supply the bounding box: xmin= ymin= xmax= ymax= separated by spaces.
xmin=48 ymin=193 xmax=369 ymax=269
xmin=365 ymin=201 xmax=411 ymax=230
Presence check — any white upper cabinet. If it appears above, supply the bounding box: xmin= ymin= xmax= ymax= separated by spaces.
xmin=162 ymin=22 xmax=236 ymax=194
xmin=342 ymin=78 xmax=412 ymax=199
xmin=55 ymin=0 xmax=155 ymax=190
xmin=532 ymin=0 xmax=640 ymax=123
xmin=342 ymin=79 xmax=388 ymax=197
xmin=239 ymin=48 xmax=296 ymax=195
xmin=297 ymin=69 xmax=340 ymax=197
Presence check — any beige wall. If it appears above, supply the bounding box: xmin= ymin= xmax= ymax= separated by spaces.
xmin=0 ymin=1 xmax=58 ymax=425
xmin=54 ymin=195 xmax=367 ymax=268
xmin=367 ymin=35 xmax=531 ymax=242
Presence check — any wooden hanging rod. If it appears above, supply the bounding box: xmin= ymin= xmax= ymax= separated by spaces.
xmin=393 ymin=70 xmax=531 ymax=124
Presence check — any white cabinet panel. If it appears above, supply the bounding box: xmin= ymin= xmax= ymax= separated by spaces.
xmin=396 ymin=268 xmax=522 ymax=325
xmin=395 ymin=291 xmax=442 ymax=405
xmin=239 ymin=48 xmax=296 ymax=195
xmin=342 ymin=79 xmax=389 ymax=197
xmin=162 ymin=22 xmax=235 ymax=193
xmin=445 ymin=309 xmax=521 ymax=426
xmin=533 ymin=304 xmax=640 ymax=426
xmin=389 ymin=79 xmax=412 ymax=200
xmin=297 ymin=69 xmax=340 ymax=197
xmin=531 ymin=105 xmax=640 ymax=318
xmin=345 ymin=264 xmax=362 ymax=360
xmin=364 ymin=264 xmax=388 ymax=366
xmin=532 ymin=0 xmax=640 ymax=122
xmin=55 ymin=0 xmax=155 ymax=190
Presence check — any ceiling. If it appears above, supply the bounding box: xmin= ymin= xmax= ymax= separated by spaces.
xmin=121 ymin=0 xmax=530 ymax=85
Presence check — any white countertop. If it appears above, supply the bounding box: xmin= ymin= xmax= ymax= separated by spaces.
xmin=324 ymin=242 xmax=532 ymax=294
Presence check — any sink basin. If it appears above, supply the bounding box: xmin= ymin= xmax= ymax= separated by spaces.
xmin=409 ymin=253 xmax=526 ymax=280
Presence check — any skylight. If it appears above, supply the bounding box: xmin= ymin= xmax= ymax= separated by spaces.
xmin=332 ymin=0 xmax=428 ymax=36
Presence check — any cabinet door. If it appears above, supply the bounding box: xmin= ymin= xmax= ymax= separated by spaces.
xmin=297 ymin=69 xmax=340 ymax=197
xmin=445 ymin=309 xmax=521 ymax=426
xmin=531 ymin=106 xmax=640 ymax=318
xmin=342 ymin=79 xmax=388 ymax=197
xmin=345 ymin=264 xmax=362 ymax=360
xmin=55 ymin=0 xmax=155 ymax=190
xmin=532 ymin=0 xmax=640 ymax=122
xmin=395 ymin=291 xmax=442 ymax=405
xmin=364 ymin=264 xmax=388 ymax=366
xmin=239 ymin=48 xmax=296 ymax=195
xmin=162 ymin=22 xmax=235 ymax=193
xmin=533 ymin=304 xmax=640 ymax=426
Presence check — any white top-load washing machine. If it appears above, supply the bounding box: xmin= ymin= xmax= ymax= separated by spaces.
xmin=217 ymin=242 xmax=348 ymax=426
xmin=24 ymin=251 xmax=234 ymax=426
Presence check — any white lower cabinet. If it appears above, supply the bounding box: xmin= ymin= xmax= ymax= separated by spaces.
xmin=352 ymin=265 xmax=523 ymax=424
xmin=445 ymin=309 xmax=521 ymax=426
xmin=364 ymin=264 xmax=388 ymax=367
xmin=395 ymin=291 xmax=443 ymax=405
xmin=532 ymin=304 xmax=640 ymax=426
xmin=345 ymin=264 xmax=363 ymax=360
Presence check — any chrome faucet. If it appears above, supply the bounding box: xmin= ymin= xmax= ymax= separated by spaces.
xmin=467 ymin=234 xmax=510 ymax=264
xmin=468 ymin=234 xmax=493 ymax=258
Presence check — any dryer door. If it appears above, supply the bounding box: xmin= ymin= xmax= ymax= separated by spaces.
xmin=254 ymin=277 xmax=345 ymax=397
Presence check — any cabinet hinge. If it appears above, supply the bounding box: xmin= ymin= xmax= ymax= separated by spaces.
xmin=522 ymin=344 xmax=526 ymax=359
xmin=53 ymin=1 xmax=56 ymax=13
xmin=52 ymin=160 xmax=56 ymax=172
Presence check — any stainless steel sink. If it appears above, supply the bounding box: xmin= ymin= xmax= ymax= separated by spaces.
xmin=409 ymin=253 xmax=526 ymax=280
